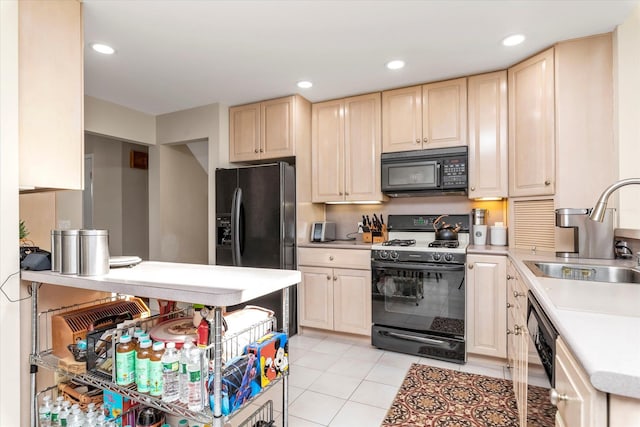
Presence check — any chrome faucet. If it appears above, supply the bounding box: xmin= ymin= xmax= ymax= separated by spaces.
xmin=589 ymin=178 xmax=640 ymax=222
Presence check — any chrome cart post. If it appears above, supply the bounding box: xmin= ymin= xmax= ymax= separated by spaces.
xmin=213 ymin=306 xmax=223 ymax=427
xmin=30 ymin=281 xmax=39 ymax=427
xmin=282 ymin=286 xmax=289 ymax=427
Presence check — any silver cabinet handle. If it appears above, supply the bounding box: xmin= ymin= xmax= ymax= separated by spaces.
xmin=506 ymin=302 xmax=512 ymax=308
xmin=326 ymin=275 xmax=331 ymax=280
xmin=345 ymin=192 xmax=349 ymax=196
xmin=507 ymin=274 xmax=513 ymax=280
xmin=329 ymin=256 xmax=334 ymax=261
xmin=333 ymin=276 xmax=337 ymax=281
xmin=468 ymin=264 xmax=474 ymax=270
xmin=549 ymin=388 xmax=568 ymax=406
xmin=545 ymin=179 xmax=551 ymax=186
xmin=507 ymin=326 xmax=521 ymax=335
xmin=470 ymin=186 xmax=475 ymax=191
xmin=254 ymin=149 xmax=259 ymax=153
xmin=415 ymin=139 xmax=420 ymax=143
xmin=513 ymin=291 xmax=525 ymax=298
xmin=423 ymin=137 xmax=428 ymax=143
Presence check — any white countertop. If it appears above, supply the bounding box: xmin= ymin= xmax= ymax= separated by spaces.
xmin=298 ymin=241 xmax=372 ymax=250
xmin=21 ymin=261 xmax=302 ymax=307
xmin=507 ymin=249 xmax=640 ymax=399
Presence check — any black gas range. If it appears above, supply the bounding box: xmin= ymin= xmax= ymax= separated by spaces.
xmin=371 ymin=214 xmax=470 ymax=364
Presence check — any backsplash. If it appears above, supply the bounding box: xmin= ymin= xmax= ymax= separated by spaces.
xmin=325 ymin=196 xmax=507 ymax=241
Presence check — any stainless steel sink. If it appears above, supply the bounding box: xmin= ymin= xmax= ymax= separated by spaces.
xmin=524 ymin=261 xmax=640 ymax=284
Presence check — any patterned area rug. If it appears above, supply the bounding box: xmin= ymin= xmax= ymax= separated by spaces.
xmin=382 ymin=363 xmax=555 ymax=427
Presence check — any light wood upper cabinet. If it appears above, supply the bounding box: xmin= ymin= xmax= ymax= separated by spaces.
xmin=466 ymin=254 xmax=507 ymax=358
xmin=19 ymin=0 xmax=84 ymax=190
xmin=312 ymin=93 xmax=383 ymax=203
xmin=229 ymin=95 xmax=310 ymax=163
xmin=467 ymin=71 xmax=508 ymax=199
xmin=382 ymin=78 xmax=467 ymax=153
xmin=508 ymin=48 xmax=555 ymax=197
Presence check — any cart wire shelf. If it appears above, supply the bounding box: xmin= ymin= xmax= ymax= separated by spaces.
xmin=238 ymin=400 xmax=274 ymax=427
xmin=31 ymin=313 xmax=284 ymax=424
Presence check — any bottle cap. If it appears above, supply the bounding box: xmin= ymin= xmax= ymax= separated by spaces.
xmin=153 ymin=341 xmax=165 ymax=351
xmin=139 ymin=339 xmax=152 ymax=349
xmin=120 ymin=334 xmax=132 ymax=343
xmin=166 ymin=341 xmax=176 ymax=349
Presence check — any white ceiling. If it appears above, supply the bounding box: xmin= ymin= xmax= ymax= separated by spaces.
xmin=83 ymin=0 xmax=639 ymax=115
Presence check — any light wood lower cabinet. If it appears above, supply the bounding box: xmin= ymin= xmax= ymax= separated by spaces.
xmin=466 ymin=254 xmax=507 ymax=358
xmin=507 ymin=260 xmax=529 ymax=426
xmin=554 ymin=337 xmax=606 ymax=427
xmin=298 ymin=248 xmax=371 ymax=336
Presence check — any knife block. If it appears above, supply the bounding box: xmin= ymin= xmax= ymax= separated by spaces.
xmin=364 ymin=225 xmax=387 ymax=243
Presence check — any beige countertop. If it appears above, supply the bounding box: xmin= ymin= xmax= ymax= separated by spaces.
xmin=298 ymin=240 xmax=372 ymax=250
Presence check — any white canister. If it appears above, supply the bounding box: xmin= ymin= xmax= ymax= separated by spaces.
xmin=473 ymin=224 xmax=488 ymax=245
xmin=60 ymin=230 xmax=79 ymax=275
xmin=490 ymin=225 xmax=507 ymax=246
xmin=79 ymin=229 xmax=110 ymax=276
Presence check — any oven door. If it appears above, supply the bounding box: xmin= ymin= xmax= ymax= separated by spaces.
xmin=371 ymin=260 xmax=465 ymax=337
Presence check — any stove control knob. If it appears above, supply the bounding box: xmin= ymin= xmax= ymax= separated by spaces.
xmin=432 ymin=253 xmax=442 ymax=261
xmin=379 ymin=250 xmax=389 ymax=259
xmin=444 ymin=253 xmax=454 ymax=262
xmin=390 ymin=251 xmax=399 ymax=260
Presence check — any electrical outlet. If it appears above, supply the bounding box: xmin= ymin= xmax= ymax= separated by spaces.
xmin=357 ymin=221 xmax=364 ymax=233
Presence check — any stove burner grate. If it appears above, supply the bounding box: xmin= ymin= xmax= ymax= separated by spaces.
xmin=382 ymin=239 xmax=416 ymax=247
xmin=428 ymin=240 xmax=460 ymax=248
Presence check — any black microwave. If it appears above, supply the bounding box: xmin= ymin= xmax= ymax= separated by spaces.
xmin=381 ymin=146 xmax=468 ymax=197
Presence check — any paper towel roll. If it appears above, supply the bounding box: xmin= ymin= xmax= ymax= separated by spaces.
xmin=490 ymin=226 xmax=507 ymax=246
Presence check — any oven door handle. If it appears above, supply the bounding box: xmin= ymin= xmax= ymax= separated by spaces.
xmin=380 ymin=330 xmax=451 ymax=348
xmin=371 ymin=261 xmax=465 ymax=272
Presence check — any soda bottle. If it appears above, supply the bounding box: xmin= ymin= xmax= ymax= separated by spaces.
xmin=149 ymin=341 xmax=165 ymax=397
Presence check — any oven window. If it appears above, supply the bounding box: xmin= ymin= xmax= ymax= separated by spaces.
xmin=372 ymin=265 xmax=465 ymax=337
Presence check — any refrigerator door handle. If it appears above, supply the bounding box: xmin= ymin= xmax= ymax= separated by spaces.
xmin=231 ymin=187 xmax=243 ymax=266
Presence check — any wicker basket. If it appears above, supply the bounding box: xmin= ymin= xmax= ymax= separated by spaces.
xmin=58 ymin=382 xmax=103 ymax=411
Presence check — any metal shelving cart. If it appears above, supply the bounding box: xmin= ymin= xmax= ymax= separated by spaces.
xmin=23 ymin=262 xmax=300 ymax=427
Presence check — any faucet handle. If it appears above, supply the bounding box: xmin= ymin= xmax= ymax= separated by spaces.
xmin=615 ymin=240 xmax=633 ymax=259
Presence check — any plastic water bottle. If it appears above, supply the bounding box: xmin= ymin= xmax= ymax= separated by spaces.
xmin=50 ymin=396 xmax=63 ymax=426
xmin=187 ymin=345 xmax=203 ymax=411
xmin=59 ymin=401 xmax=70 ymax=427
xmin=161 ymin=341 xmax=180 ymax=402
xmin=179 ymin=341 xmax=194 ymax=404
xmin=38 ymin=395 xmax=52 ymax=427
xmin=67 ymin=408 xmax=83 ymax=427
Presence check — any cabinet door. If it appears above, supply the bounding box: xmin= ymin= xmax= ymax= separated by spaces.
xmin=19 ymin=0 xmax=84 ymax=190
xmin=333 ymin=268 xmax=371 ymax=336
xmin=422 ymin=78 xmax=467 ymax=149
xmin=554 ymin=338 xmax=607 ymax=427
xmin=344 ymin=93 xmax=383 ymax=201
xmin=381 ymin=86 xmax=423 ymax=153
xmin=229 ymin=103 xmax=261 ymax=162
xmin=311 ymin=100 xmax=345 ymax=202
xmin=298 ymin=266 xmax=334 ymax=330
xmin=261 ymin=96 xmax=295 ymax=159
xmin=508 ymin=48 xmax=555 ymax=197
xmin=466 ymin=255 xmax=507 ymax=358
xmin=467 ymin=71 xmax=508 ymax=199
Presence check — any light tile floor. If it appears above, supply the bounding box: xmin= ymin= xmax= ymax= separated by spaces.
xmin=230 ymin=330 xmax=513 ymax=427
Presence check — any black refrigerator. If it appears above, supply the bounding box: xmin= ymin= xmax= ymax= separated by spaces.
xmin=215 ymin=162 xmax=297 ymax=334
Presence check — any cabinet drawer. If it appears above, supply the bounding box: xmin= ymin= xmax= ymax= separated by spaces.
xmin=298 ymin=248 xmax=370 ymax=269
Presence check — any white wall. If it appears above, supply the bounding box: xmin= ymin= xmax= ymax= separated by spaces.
xmin=616 ymin=3 xmax=640 ymax=229
xmin=0 ymin=1 xmax=22 ymax=425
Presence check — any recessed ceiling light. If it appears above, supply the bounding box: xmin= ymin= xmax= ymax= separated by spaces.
xmin=502 ymin=34 xmax=525 ymax=47
xmin=297 ymin=81 xmax=313 ymax=89
xmin=386 ymin=60 xmax=405 ymax=70
xmin=91 ymin=43 xmax=115 ymax=55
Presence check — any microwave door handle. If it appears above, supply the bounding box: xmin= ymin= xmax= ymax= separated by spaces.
xmin=436 ymin=163 xmax=442 ymax=187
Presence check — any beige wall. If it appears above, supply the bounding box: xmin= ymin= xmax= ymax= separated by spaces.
xmin=615 ymin=3 xmax=640 ymax=229
xmin=85 ymin=95 xmax=156 ymax=145
xmin=149 ymin=144 xmax=208 ymax=263
xmin=121 ymin=141 xmax=150 ymax=259
xmin=0 ymin=2 xmax=22 ymax=424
